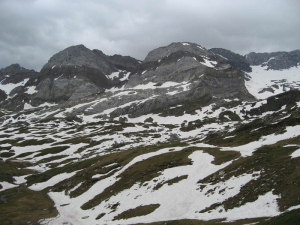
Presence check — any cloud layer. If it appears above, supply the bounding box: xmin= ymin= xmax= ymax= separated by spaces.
xmin=1 ymin=0 xmax=299 ymax=71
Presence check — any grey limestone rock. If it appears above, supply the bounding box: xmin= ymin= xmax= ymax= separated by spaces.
xmin=126 ymin=42 xmax=228 ymax=89
xmin=43 ymin=45 xmax=113 ymax=74
xmin=209 ymin=48 xmax=252 ymax=72
xmin=0 ymin=64 xmax=40 ymax=110
xmin=144 ymin=42 xmax=213 ymax=62
xmin=245 ymin=50 xmax=300 ymax=70
xmin=33 ymin=44 xmax=140 ymax=105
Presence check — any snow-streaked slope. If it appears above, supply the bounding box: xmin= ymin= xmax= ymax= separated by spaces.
xmin=246 ymin=65 xmax=300 ymax=99
xmin=0 ymin=78 xmax=29 ymax=95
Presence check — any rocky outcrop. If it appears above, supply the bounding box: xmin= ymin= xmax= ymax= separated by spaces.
xmin=247 ymin=89 xmax=300 ymax=116
xmin=245 ymin=50 xmax=300 ymax=70
xmin=0 ymin=64 xmax=40 ymax=110
xmin=126 ymin=42 xmax=250 ymax=98
xmin=143 ymin=42 xmax=213 ymax=62
xmin=33 ymin=45 xmax=139 ymax=105
xmin=209 ymin=48 xmax=252 ymax=72
xmin=126 ymin=42 xmax=230 ymax=88
xmin=0 ymin=64 xmax=39 ymax=86
xmin=34 ymin=65 xmax=110 ymax=104
xmin=92 ymin=50 xmax=140 ymax=72
xmin=84 ymin=42 xmax=253 ymax=119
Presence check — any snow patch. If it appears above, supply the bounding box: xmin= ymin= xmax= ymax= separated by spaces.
xmin=29 ymin=171 xmax=77 ymax=191
xmin=54 ymin=74 xmax=63 ymax=81
xmin=24 ymin=102 xmax=34 ymax=109
xmin=200 ymin=58 xmax=217 ymax=68
xmin=25 ymin=86 xmax=37 ymax=94
xmin=290 ymin=148 xmax=300 ymax=158
xmin=0 ymin=78 xmax=29 ymax=95
xmin=0 ymin=181 xmax=17 ymax=192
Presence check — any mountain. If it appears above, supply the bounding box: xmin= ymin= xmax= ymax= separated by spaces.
xmin=34 ymin=44 xmax=140 ymax=105
xmin=0 ymin=45 xmax=140 ymax=110
xmin=0 ymin=42 xmax=300 ymax=225
xmin=0 ymin=63 xmax=40 ymax=110
xmin=209 ymin=48 xmax=252 ymax=72
xmin=245 ymin=50 xmax=300 ymax=70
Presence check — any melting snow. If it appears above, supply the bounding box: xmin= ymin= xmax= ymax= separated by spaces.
xmin=246 ymin=65 xmax=300 ymax=99
xmin=24 ymin=102 xmax=34 ymax=109
xmin=29 ymin=171 xmax=77 ymax=191
xmin=25 ymin=86 xmax=37 ymax=94
xmin=0 ymin=181 xmax=17 ymax=192
xmin=0 ymin=78 xmax=29 ymax=94
xmin=222 ymin=125 xmax=300 ymax=157
xmin=200 ymin=58 xmax=217 ymax=68
xmin=54 ymin=74 xmax=63 ymax=81
xmin=290 ymin=148 xmax=300 ymax=158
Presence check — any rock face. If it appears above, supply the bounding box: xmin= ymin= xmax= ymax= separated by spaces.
xmin=0 ymin=64 xmax=40 ymax=110
xmin=33 ymin=45 xmax=140 ymax=104
xmin=0 ymin=64 xmax=39 ymax=86
xmin=126 ymin=42 xmax=250 ymax=98
xmin=245 ymin=50 xmax=300 ymax=70
xmin=92 ymin=50 xmax=140 ymax=73
xmin=87 ymin=42 xmax=253 ymax=119
xmin=209 ymin=48 xmax=252 ymax=72
xmin=126 ymin=42 xmax=230 ymax=87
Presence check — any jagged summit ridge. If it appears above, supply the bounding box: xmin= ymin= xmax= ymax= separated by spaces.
xmin=43 ymin=44 xmax=114 ymax=74
xmin=245 ymin=49 xmax=300 ymax=70
xmin=144 ymin=42 xmax=212 ymax=62
xmin=209 ymin=48 xmax=252 ymax=72
xmin=126 ymin=42 xmax=232 ymax=88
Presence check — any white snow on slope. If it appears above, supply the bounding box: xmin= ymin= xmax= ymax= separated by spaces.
xmin=200 ymin=191 xmax=280 ymax=221
xmin=290 ymin=148 xmax=300 ymax=158
xmin=13 ymin=175 xmax=29 ymax=185
xmin=24 ymin=102 xmax=34 ymax=109
xmin=0 ymin=78 xmax=29 ymax=94
xmin=221 ymin=125 xmax=300 ymax=157
xmin=29 ymin=171 xmax=77 ymax=191
xmin=246 ymin=65 xmax=300 ymax=99
xmin=25 ymin=86 xmax=37 ymax=94
xmin=0 ymin=181 xmax=17 ymax=192
xmin=44 ymin=150 xmax=263 ymax=224
xmin=200 ymin=58 xmax=217 ymax=68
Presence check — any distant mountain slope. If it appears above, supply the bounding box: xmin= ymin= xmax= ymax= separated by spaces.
xmin=245 ymin=49 xmax=300 ymax=70
xmin=0 ymin=64 xmax=40 ymax=110
xmin=209 ymin=48 xmax=252 ymax=72
xmin=34 ymin=44 xmax=140 ymax=104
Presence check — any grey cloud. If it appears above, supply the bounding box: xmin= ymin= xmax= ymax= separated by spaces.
xmin=0 ymin=0 xmax=299 ymax=71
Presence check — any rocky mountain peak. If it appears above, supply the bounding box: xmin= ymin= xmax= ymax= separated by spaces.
xmin=0 ymin=64 xmax=34 ymax=78
xmin=144 ymin=42 xmax=212 ymax=62
xmin=42 ymin=44 xmax=112 ymax=72
xmin=209 ymin=48 xmax=252 ymax=72
xmin=0 ymin=63 xmax=38 ymax=84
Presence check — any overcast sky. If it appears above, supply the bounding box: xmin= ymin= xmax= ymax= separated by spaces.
xmin=1 ymin=0 xmax=299 ymax=71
